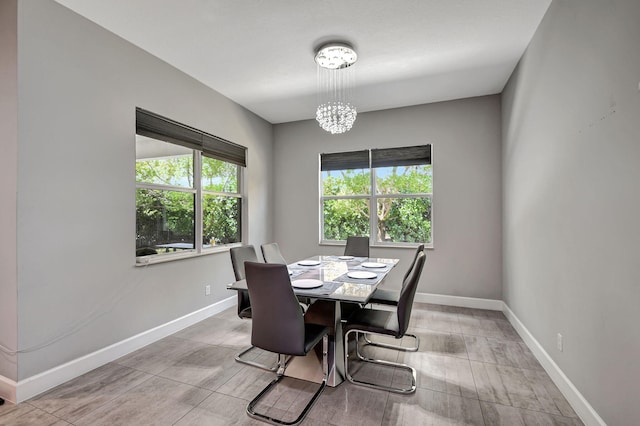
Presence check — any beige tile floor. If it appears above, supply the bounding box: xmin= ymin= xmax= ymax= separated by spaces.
xmin=0 ymin=303 xmax=583 ymax=425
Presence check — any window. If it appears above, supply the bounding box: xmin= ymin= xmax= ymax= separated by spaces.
xmin=320 ymin=145 xmax=432 ymax=247
xmin=135 ymin=108 xmax=246 ymax=261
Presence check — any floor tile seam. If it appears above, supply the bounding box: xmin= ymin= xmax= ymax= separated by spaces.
xmin=479 ymin=399 xmax=580 ymax=420
xmin=404 ymin=341 xmax=471 ymax=359
xmin=0 ymin=401 xmax=34 ymax=416
xmin=413 ymin=384 xmax=485 ymax=405
xmin=458 ymin=331 xmax=524 ymax=343
xmin=48 ymin=410 xmax=72 ymax=425
xmin=139 ymin=372 xmax=216 ymax=396
xmin=408 ymin=324 xmax=463 ymax=334
xmin=111 ymin=359 xmax=165 ymax=375
xmin=27 ymin=369 xmax=153 ymax=423
xmin=378 ymin=383 xmax=392 ymax=426
xmin=469 ymin=358 xmax=550 ymax=377
xmin=7 ymin=403 xmax=70 ymax=425
xmin=414 ymin=383 xmax=481 ymax=401
xmin=466 ymin=354 xmax=485 ymax=406
xmin=473 ymin=379 xmax=566 ymax=418
xmin=464 ymin=356 xmax=546 ymax=371
xmin=211 ymin=363 xmax=268 ymax=397
xmin=413 ymin=356 xmax=481 ymax=401
xmin=170 ymin=395 xmax=207 ymax=426
xmin=421 ymin=351 xmax=470 ymax=361
xmin=467 ymin=355 xmax=542 ymax=404
xmin=405 ymin=327 xmax=466 ymax=338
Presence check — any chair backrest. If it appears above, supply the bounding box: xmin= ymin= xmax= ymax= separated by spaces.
xmin=397 ymin=251 xmax=426 ymax=336
xmin=344 ymin=236 xmax=370 ymax=257
xmin=230 ymin=245 xmax=259 ymax=317
xmin=230 ymin=245 xmax=259 ymax=281
xmin=244 ymin=262 xmax=306 ymax=355
xmin=261 ymin=242 xmax=287 ymax=264
xmin=402 ymin=244 xmax=425 ymax=283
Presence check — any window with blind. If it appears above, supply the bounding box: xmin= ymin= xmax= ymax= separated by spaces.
xmin=135 ymin=108 xmax=246 ymax=261
xmin=320 ymin=145 xmax=432 ymax=247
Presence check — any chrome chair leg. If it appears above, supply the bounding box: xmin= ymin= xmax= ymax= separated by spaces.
xmin=235 ymin=345 xmax=279 ymax=372
xmin=345 ymin=330 xmax=417 ymax=394
xmin=362 ymin=332 xmax=420 ymax=352
xmin=247 ymin=336 xmax=328 ymax=426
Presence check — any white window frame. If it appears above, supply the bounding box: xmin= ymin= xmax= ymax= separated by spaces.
xmin=319 ymin=147 xmax=433 ymax=249
xmin=135 ymin=143 xmax=245 ymax=265
xmin=135 ymin=107 xmax=248 ymax=265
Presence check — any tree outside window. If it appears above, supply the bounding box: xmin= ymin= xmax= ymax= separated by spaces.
xmin=321 ymin=146 xmax=432 ymax=246
xmin=136 ymin=136 xmax=242 ymax=257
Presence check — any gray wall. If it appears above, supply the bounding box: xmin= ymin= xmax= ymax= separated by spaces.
xmin=502 ymin=0 xmax=640 ymax=424
xmin=273 ymin=96 xmax=503 ymax=299
xmin=10 ymin=0 xmax=273 ymax=380
xmin=0 ymin=0 xmax=19 ymax=381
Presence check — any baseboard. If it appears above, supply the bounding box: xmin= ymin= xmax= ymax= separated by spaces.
xmin=414 ymin=292 xmax=503 ymax=311
xmin=502 ymin=303 xmax=606 ymax=426
xmin=6 ymin=296 xmax=236 ymax=403
xmin=3 ymin=293 xmax=604 ymax=426
xmin=0 ymin=375 xmax=17 ymax=403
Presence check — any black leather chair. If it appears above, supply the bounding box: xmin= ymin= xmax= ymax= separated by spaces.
xmin=244 ymin=262 xmax=329 ymax=426
xmin=343 ymin=251 xmax=426 ymax=394
xmin=261 ymin=242 xmax=314 ymax=310
xmin=365 ymin=244 xmax=425 ymax=351
xmin=343 ymin=236 xmax=370 ymax=257
xmin=230 ymin=245 xmax=278 ymax=371
xmin=260 ymin=242 xmax=288 ymax=265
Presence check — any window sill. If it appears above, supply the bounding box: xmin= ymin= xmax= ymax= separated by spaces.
xmin=135 ymin=243 xmax=242 ymax=266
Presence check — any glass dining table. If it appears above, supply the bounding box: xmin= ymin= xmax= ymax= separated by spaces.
xmin=227 ymin=254 xmax=399 ymax=387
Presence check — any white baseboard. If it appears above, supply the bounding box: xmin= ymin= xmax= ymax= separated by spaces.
xmin=5 ymin=296 xmax=235 ymax=403
xmin=0 ymin=375 xmax=17 ymax=404
xmin=414 ymin=292 xmax=504 ymax=311
xmin=2 ymin=293 xmax=604 ymax=426
xmin=412 ymin=293 xmax=603 ymax=425
xmin=502 ymin=303 xmax=606 ymax=426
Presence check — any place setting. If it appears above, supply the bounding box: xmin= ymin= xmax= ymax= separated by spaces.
xmin=296 ymin=259 xmax=323 ymax=267
xmin=290 ymin=278 xmax=342 ymax=296
xmin=354 ymin=261 xmax=392 ymax=272
xmin=333 ymin=269 xmax=381 ymax=285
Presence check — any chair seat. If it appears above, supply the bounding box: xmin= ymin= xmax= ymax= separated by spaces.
xmin=302 ymin=323 xmax=330 ymax=355
xmin=344 ymin=308 xmax=401 ymax=338
xmin=369 ymin=288 xmax=400 ymax=306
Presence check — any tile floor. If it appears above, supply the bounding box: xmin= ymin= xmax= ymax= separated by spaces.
xmin=0 ymin=303 xmax=583 ymax=425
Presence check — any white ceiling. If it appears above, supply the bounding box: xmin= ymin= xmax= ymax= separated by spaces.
xmin=54 ymin=0 xmax=551 ymax=124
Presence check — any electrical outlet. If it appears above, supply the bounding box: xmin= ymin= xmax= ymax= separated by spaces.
xmin=205 ymin=285 xmax=211 ymax=296
xmin=557 ymin=333 xmax=563 ymax=352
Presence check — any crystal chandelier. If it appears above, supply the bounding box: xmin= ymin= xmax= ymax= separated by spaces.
xmin=315 ymin=42 xmax=358 ymax=134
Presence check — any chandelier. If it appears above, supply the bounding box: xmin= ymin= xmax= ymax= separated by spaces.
xmin=315 ymin=42 xmax=358 ymax=134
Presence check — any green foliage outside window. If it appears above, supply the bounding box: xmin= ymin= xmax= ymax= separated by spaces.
xmin=323 ymin=199 xmax=370 ymax=240
xmin=136 ymin=155 xmax=193 ymax=187
xmin=203 ymin=195 xmax=240 ymax=245
xmin=136 ymin=189 xmax=194 ymax=250
xmin=202 ymin=155 xmax=238 ymax=192
xmin=322 ymin=164 xmax=432 ymax=244
xmin=136 ymin=152 xmax=241 ymax=253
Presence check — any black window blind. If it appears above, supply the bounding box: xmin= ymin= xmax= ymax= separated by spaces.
xmin=371 ymin=145 xmax=431 ymax=168
xmin=136 ymin=108 xmax=247 ymax=167
xmin=320 ymin=150 xmax=369 ymax=171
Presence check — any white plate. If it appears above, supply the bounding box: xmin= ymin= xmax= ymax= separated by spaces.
xmin=338 ymin=255 xmax=354 ymax=260
xmin=361 ymin=262 xmax=386 ymax=268
xmin=288 ymin=269 xmax=293 ymax=275
xmin=292 ymin=279 xmax=323 ymax=289
xmin=347 ymin=271 xmax=377 ymax=279
xmin=298 ymin=260 xmax=321 ymax=266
